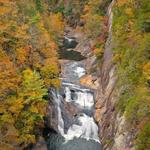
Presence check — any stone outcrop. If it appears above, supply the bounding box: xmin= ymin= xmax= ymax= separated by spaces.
xmin=94 ymin=0 xmax=135 ymax=149
xmin=80 ymin=75 xmax=99 ymax=89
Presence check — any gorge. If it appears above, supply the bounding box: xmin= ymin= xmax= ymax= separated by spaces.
xmin=0 ymin=0 xmax=149 ymax=150
xmin=45 ymin=1 xmax=115 ymax=149
xmin=46 ymin=34 xmax=101 ymax=150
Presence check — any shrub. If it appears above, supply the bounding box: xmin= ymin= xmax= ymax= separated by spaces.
xmin=136 ymin=121 xmax=150 ymax=150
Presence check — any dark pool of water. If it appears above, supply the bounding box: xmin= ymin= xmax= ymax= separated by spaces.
xmin=64 ymin=37 xmax=78 ymax=49
xmin=58 ymin=36 xmax=86 ymax=61
xmin=47 ymin=132 xmax=101 ymax=150
xmin=58 ymin=49 xmax=86 ymax=61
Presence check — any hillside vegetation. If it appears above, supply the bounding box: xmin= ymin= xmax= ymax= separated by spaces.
xmin=0 ymin=0 xmax=150 ymax=150
xmin=112 ymin=1 xmax=150 ymax=149
xmin=0 ymin=0 xmax=64 ymax=149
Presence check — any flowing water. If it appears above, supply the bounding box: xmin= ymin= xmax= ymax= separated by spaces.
xmin=47 ymin=37 xmax=101 ymax=150
xmin=58 ymin=36 xmax=86 ymax=61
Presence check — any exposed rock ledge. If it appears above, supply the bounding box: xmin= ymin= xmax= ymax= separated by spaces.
xmin=80 ymin=75 xmax=99 ymax=89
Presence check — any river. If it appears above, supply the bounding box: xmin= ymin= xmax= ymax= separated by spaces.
xmin=47 ymin=35 xmax=101 ymax=150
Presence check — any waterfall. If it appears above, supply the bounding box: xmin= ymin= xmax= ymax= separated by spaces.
xmin=62 ymin=62 xmax=86 ymax=83
xmin=51 ymin=90 xmax=65 ymax=135
xmin=48 ymin=30 xmax=102 ymax=150
xmin=65 ymin=86 xmax=71 ymax=102
xmin=74 ymin=66 xmax=86 ymax=78
xmin=64 ymin=113 xmax=99 ymax=142
xmin=50 ymin=59 xmax=100 ymax=144
xmin=63 ymin=82 xmax=94 ymax=109
xmin=51 ymin=84 xmax=99 ymax=142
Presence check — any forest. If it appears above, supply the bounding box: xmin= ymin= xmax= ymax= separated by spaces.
xmin=0 ymin=0 xmax=64 ymax=149
xmin=0 ymin=0 xmax=150 ymax=150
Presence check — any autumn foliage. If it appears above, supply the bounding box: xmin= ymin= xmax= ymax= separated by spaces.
xmin=0 ymin=0 xmax=64 ymax=149
xmin=112 ymin=0 xmax=150 ymax=149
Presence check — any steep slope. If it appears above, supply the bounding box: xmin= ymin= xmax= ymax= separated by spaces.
xmin=94 ymin=0 xmax=150 ymax=150
xmin=0 ymin=0 xmax=64 ymax=149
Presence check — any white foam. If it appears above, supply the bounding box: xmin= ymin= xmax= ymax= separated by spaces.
xmin=62 ymin=82 xmax=91 ymax=92
xmin=74 ymin=67 xmax=86 ymax=78
xmin=64 ymin=85 xmax=94 ymax=108
xmin=51 ymin=90 xmax=64 ymax=135
xmin=65 ymin=36 xmax=74 ymax=42
xmin=65 ymin=86 xmax=72 ymax=102
xmin=52 ymin=89 xmax=99 ymax=143
xmin=64 ymin=114 xmax=99 ymax=143
xmin=75 ymin=91 xmax=94 ymax=108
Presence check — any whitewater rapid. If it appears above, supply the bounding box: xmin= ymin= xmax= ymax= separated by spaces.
xmin=53 ymin=59 xmax=100 ymax=143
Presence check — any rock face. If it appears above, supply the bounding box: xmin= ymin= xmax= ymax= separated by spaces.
xmin=80 ymin=75 xmax=99 ymax=89
xmin=94 ymin=0 xmax=135 ymax=150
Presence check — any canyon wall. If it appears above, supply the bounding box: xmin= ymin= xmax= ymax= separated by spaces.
xmin=95 ymin=0 xmax=146 ymax=149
